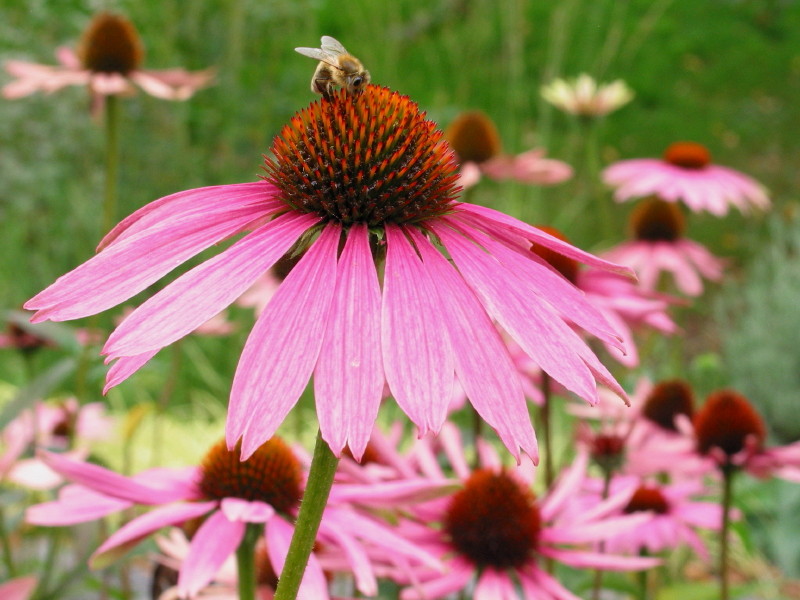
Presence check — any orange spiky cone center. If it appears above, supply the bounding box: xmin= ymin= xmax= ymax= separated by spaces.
xmin=265 ymin=85 xmax=460 ymax=228
xmin=624 ymin=485 xmax=670 ymax=514
xmin=642 ymin=379 xmax=695 ymax=432
xmin=444 ymin=110 xmax=503 ymax=164
xmin=630 ymin=197 xmax=686 ymax=242
xmin=694 ymin=390 xmax=766 ymax=458
xmin=663 ymin=142 xmax=711 ymax=170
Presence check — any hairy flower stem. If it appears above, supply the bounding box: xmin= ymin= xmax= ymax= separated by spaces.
xmin=720 ymin=466 xmax=735 ymax=600
xmin=274 ymin=429 xmax=340 ymax=600
xmin=0 ymin=506 xmax=16 ymax=577
xmin=590 ymin=470 xmax=613 ymax=600
xmin=236 ymin=523 xmax=262 ymax=600
xmin=540 ymin=372 xmax=555 ymax=488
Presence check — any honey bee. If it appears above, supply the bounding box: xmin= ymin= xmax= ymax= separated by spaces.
xmin=295 ymin=36 xmax=370 ymax=98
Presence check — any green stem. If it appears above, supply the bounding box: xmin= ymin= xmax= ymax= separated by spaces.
xmin=274 ymin=430 xmax=340 ymax=600
xmin=720 ymin=466 xmax=735 ymax=600
xmin=471 ymin=404 xmax=483 ymax=469
xmin=637 ymin=549 xmax=650 ymax=600
xmin=103 ymin=94 xmax=120 ymax=236
xmin=0 ymin=506 xmax=16 ymax=577
xmin=590 ymin=470 xmax=614 ymax=600
xmin=236 ymin=523 xmax=262 ymax=600
xmin=540 ymin=372 xmax=554 ymax=488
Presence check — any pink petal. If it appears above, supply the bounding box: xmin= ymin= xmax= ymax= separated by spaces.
xmin=315 ymin=224 xmax=384 ymax=460
xmin=382 ymin=225 xmax=454 ymax=435
xmin=433 ymin=223 xmax=607 ymax=405
xmin=409 ymin=227 xmax=536 ymax=462
xmin=227 ymin=224 xmax=340 ymax=459
xmin=474 ymin=568 xmax=517 ymax=600
xmin=220 ymin=497 xmax=275 ymax=523
xmin=26 ymin=484 xmax=130 ymax=526
xmin=0 ymin=576 xmax=37 ymax=600
xmin=178 ymin=510 xmax=246 ymax=598
xmin=454 ymin=203 xmax=634 ymax=276
xmin=399 ymin=559 xmax=472 ymax=599
xmin=266 ymin=515 xmax=330 ymax=600
xmin=39 ymin=451 xmax=199 ymax=504
xmin=26 ymin=186 xmax=275 ymax=322
xmin=91 ymin=501 xmax=217 ymax=569
xmin=103 ymin=349 xmax=159 ymax=392
xmin=541 ymin=547 xmax=660 ymax=571
xmin=104 ymin=212 xmax=317 ymax=358
xmin=318 ymin=516 xmax=377 ymax=596
xmin=540 ymin=450 xmax=588 ymax=521
xmin=100 ymin=182 xmax=278 ymax=250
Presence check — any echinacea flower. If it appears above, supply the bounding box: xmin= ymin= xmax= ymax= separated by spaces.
xmin=388 ymin=425 xmax=659 ymax=600
xmin=25 ymin=85 xmax=631 ymax=462
xmin=27 ymin=437 xmax=439 ymax=598
xmin=603 ymin=142 xmax=769 ymax=216
xmin=444 ymin=110 xmax=572 ymax=189
xmin=693 ymin=390 xmax=800 ymax=481
xmin=530 ymin=226 xmax=678 ymax=367
xmin=3 ymin=13 xmax=213 ymax=109
xmin=541 ymin=73 xmax=634 ymax=117
xmin=0 ymin=398 xmax=112 ymax=489
xmin=602 ymin=197 xmax=725 ymax=295
xmin=580 ymin=476 xmax=722 ymax=559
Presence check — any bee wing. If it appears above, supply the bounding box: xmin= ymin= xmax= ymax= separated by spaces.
xmin=320 ymin=36 xmax=348 ymax=56
xmin=294 ymin=47 xmax=331 ymax=61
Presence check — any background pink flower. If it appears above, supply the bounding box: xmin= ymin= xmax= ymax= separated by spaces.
xmin=603 ymin=141 xmax=769 ymax=216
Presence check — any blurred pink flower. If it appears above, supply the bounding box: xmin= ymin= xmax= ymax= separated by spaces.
xmin=27 ymin=438 xmax=440 ymax=599
xmin=387 ymin=425 xmax=659 ymax=600
xmin=603 ymin=197 xmax=725 ymax=296
xmin=693 ymin=389 xmax=800 ymax=482
xmin=580 ymin=476 xmax=722 ymax=559
xmin=25 ymin=86 xmax=630 ymax=463
xmin=0 ymin=576 xmax=37 ymax=600
xmin=444 ymin=110 xmax=572 ymax=189
xmin=0 ymin=398 xmax=112 ymax=489
xmin=3 ymin=13 xmax=213 ymax=109
xmin=603 ymin=141 xmax=769 ymax=216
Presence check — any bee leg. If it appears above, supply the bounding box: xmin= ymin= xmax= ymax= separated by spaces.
xmin=313 ymin=78 xmax=333 ymax=99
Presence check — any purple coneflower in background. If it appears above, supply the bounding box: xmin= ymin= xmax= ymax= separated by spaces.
xmin=3 ymin=13 xmax=213 ymax=109
xmin=603 ymin=141 xmax=769 ymax=216
xmin=444 ymin=110 xmax=573 ymax=189
xmin=603 ymin=196 xmax=725 ymax=296
xmin=27 ymin=437 xmax=440 ymax=598
xmin=25 ymin=85 xmax=630 ymax=463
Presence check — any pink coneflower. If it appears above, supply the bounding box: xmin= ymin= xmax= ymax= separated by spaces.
xmin=27 ymin=437 xmax=439 ymax=598
xmin=3 ymin=13 xmax=213 ymax=108
xmin=603 ymin=142 xmax=769 ymax=216
xmin=0 ymin=398 xmax=112 ymax=489
xmin=444 ymin=110 xmax=572 ymax=189
xmin=390 ymin=427 xmax=659 ymax=600
xmin=541 ymin=73 xmax=634 ymax=117
xmin=25 ymin=85 xmax=630 ymax=462
xmin=603 ymin=197 xmax=725 ymax=296
xmin=581 ymin=476 xmax=722 ymax=559
xmin=693 ymin=390 xmax=800 ymax=481
xmin=530 ymin=226 xmax=678 ymax=367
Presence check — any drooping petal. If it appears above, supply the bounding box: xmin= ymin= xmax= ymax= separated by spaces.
xmin=219 ymin=497 xmax=275 ymax=523
xmin=409 ymin=227 xmax=536 ymax=461
xmin=25 ymin=187 xmax=275 ymax=322
xmin=39 ymin=451 xmax=200 ymax=504
xmin=474 ymin=568 xmax=517 ymax=600
xmin=100 ymin=182 xmax=279 ymax=250
xmin=228 ymin=224 xmax=340 ymax=459
xmin=26 ymin=484 xmax=131 ymax=526
xmin=454 ymin=203 xmax=634 ymax=276
xmin=104 ymin=212 xmax=318 ymax=358
xmin=399 ymin=558 xmax=472 ymax=600
xmin=0 ymin=576 xmax=37 ymax=600
xmin=541 ymin=547 xmax=660 ymax=571
xmin=382 ymin=225 xmax=454 ymax=435
xmin=540 ymin=450 xmax=589 ymax=521
xmin=91 ymin=501 xmax=217 ymax=569
xmin=178 ymin=510 xmax=246 ymax=598
xmin=315 ymin=224 xmax=384 ymax=459
xmin=434 ymin=223 xmax=609 ymax=406
xmin=103 ymin=349 xmax=159 ymax=393
xmin=318 ymin=515 xmax=377 ymax=596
